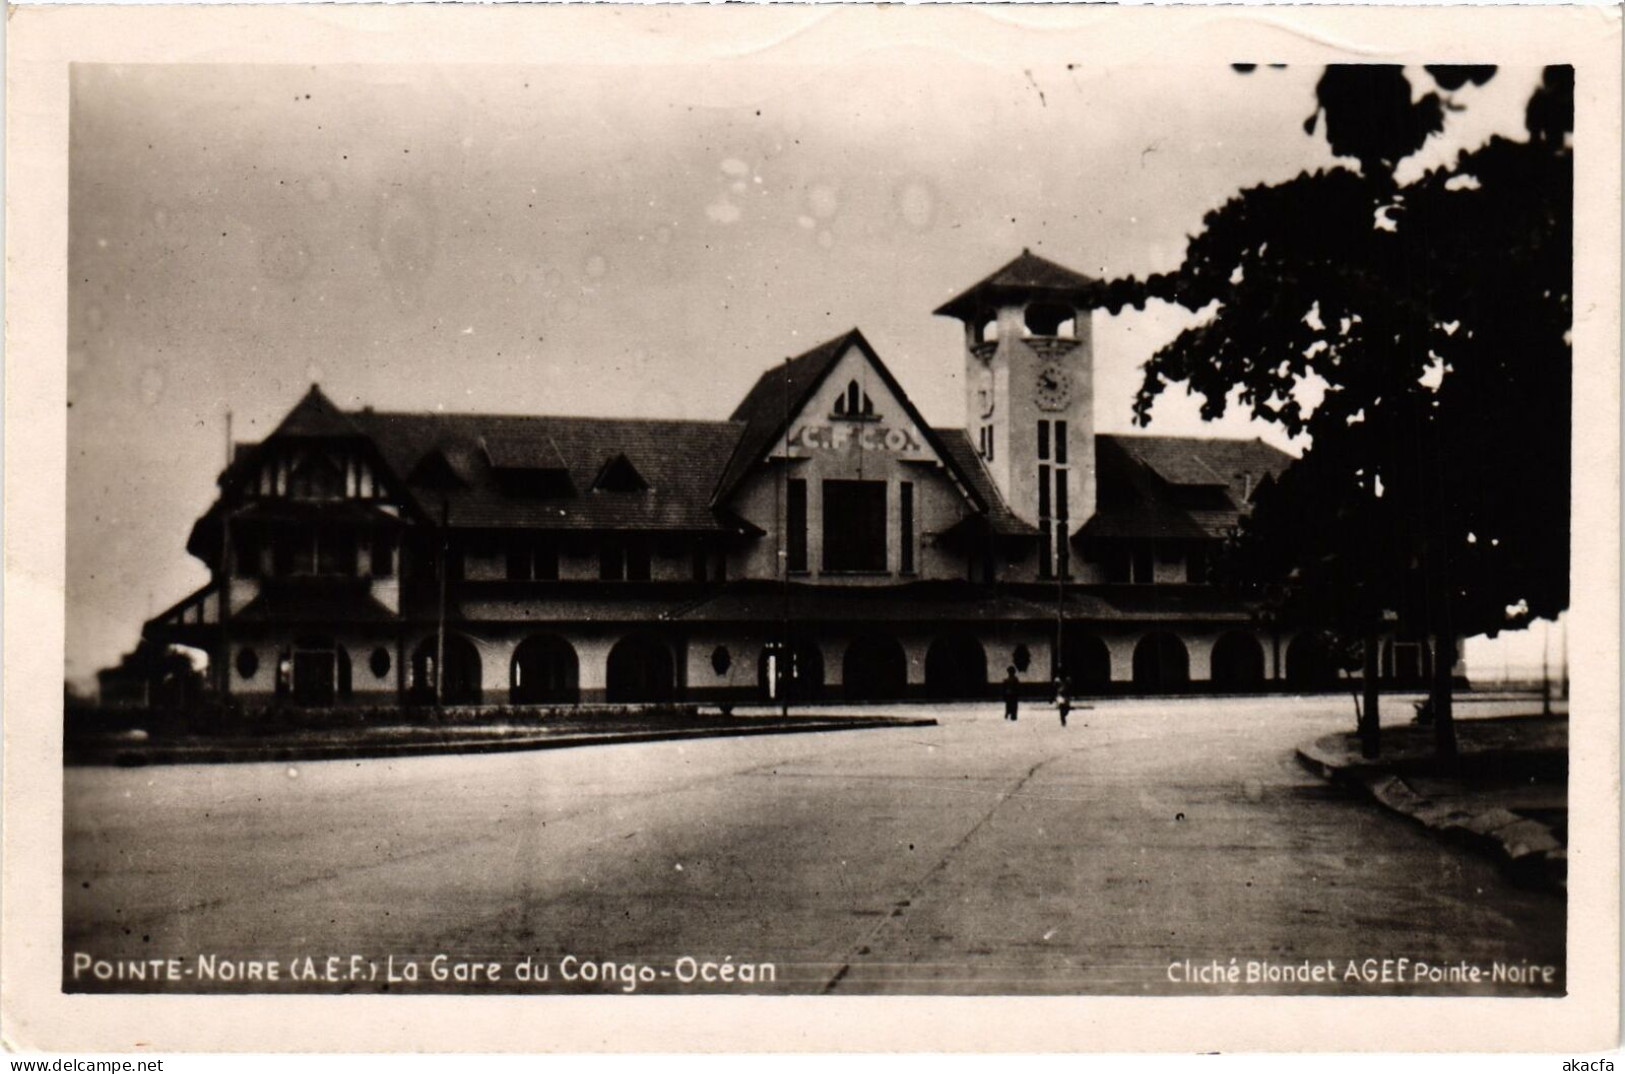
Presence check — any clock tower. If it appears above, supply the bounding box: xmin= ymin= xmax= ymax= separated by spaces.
xmin=935 ymin=249 xmax=1100 ymax=579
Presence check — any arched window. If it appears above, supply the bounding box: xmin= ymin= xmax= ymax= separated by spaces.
xmin=832 ymin=379 xmax=875 ymax=419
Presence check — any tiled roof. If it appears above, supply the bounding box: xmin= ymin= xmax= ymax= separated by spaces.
xmin=934 ymin=430 xmax=1040 ymax=537
xmin=1080 ymin=434 xmax=1293 ymax=541
xmin=348 ymin=410 xmax=747 ymax=533
xmin=236 ymin=580 xmax=397 ymax=624
xmin=272 ymin=384 xmax=361 ymax=439
xmin=713 ymin=330 xmax=863 ymax=505
xmin=933 ymin=249 xmax=1104 ymax=320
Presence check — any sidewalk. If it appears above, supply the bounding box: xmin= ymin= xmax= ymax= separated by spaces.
xmin=1297 ymin=714 xmax=1567 ymax=892
xmin=66 ymin=711 xmax=937 ymax=767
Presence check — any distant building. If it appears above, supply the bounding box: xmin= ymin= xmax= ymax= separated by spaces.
xmin=144 ymin=251 xmax=1447 ymax=708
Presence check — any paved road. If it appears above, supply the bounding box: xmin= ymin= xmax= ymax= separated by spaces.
xmin=63 ymin=696 xmax=1564 ymax=996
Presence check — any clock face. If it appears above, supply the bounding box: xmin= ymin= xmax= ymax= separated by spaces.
xmin=1034 ymin=363 xmax=1073 ymax=412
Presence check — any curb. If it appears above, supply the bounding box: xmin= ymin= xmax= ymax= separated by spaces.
xmin=1296 ymin=741 xmax=1566 ymax=894
xmin=69 ymin=716 xmax=940 ymax=768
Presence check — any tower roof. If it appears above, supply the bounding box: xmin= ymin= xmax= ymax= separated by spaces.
xmin=271 ymin=383 xmax=360 ymax=439
xmin=933 ymin=248 xmax=1103 ymax=321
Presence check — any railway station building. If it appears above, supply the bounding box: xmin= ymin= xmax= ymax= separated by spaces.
xmin=146 ymin=250 xmax=1450 ymax=708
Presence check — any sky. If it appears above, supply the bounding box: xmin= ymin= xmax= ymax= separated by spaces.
xmin=65 ymin=59 xmax=1556 ymax=686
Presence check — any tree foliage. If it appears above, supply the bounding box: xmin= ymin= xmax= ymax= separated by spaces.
xmin=1097 ymin=66 xmax=1572 ymax=646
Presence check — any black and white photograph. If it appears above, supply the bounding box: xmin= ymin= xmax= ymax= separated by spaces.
xmin=4 ymin=1 xmax=1620 ymax=1055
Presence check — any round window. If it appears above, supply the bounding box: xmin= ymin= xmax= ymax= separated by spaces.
xmin=235 ymin=647 xmax=260 ymax=680
xmin=369 ymin=647 xmax=392 ymax=680
xmin=711 ymin=645 xmax=732 ymax=676
xmin=1012 ymin=644 xmax=1032 ymax=673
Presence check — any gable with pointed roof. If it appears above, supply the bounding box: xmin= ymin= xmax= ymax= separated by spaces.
xmin=713 ymin=329 xmax=987 ymax=515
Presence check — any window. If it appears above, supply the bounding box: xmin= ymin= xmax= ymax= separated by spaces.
xmin=281 ymin=532 xmax=359 ymax=577
xmin=506 ymin=538 xmax=558 ymax=581
xmin=1037 ymin=421 xmax=1070 ymax=579
xmin=599 ymin=539 xmax=624 ymax=580
xmin=1133 ymin=543 xmax=1155 ymax=584
xmin=1055 ymin=478 xmax=1070 ymax=579
xmin=832 ymin=380 xmax=875 ymax=419
xmin=899 ymin=482 xmax=915 ymax=575
xmin=273 ymin=535 xmax=294 ymax=576
xmin=371 ymin=534 xmax=394 ymax=578
xmin=786 ymin=479 xmax=808 ymax=573
xmin=1187 ymin=546 xmax=1209 ymax=584
xmin=1096 ymin=542 xmax=1131 ymax=583
xmin=599 ymin=537 xmax=649 ymax=581
xmin=288 ymin=453 xmax=345 ymax=501
xmin=823 ymin=480 xmax=887 ymax=572
xmin=1038 ymin=462 xmax=1052 ymax=579
xmin=234 ymin=532 xmax=261 ymax=578
xmin=625 ymin=537 xmax=651 ymax=581
xmin=593 ymin=454 xmax=648 ymax=493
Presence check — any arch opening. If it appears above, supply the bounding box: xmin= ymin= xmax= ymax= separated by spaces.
xmin=607 ymin=633 xmax=678 ymax=704
xmin=510 ymin=633 xmax=580 ymax=705
xmin=1132 ymin=632 xmax=1190 ymax=692
xmin=1286 ymin=633 xmax=1342 ymax=691
xmin=925 ymin=633 xmax=988 ymax=699
xmin=759 ymin=635 xmax=824 ymax=703
xmin=1210 ymin=632 xmax=1265 ymax=691
xmin=843 ymin=635 xmax=908 ymax=701
xmin=1055 ymin=632 xmax=1111 ymax=692
xmin=1024 ymin=302 xmax=1077 ymax=339
xmin=410 ymin=634 xmax=482 ymax=705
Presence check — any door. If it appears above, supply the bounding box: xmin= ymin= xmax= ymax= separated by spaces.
xmin=292 ymin=649 xmax=336 ymax=706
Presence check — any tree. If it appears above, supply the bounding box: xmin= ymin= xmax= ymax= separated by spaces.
xmin=1099 ymin=66 xmax=1573 ymax=758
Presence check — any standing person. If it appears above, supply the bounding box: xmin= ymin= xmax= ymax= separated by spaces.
xmin=1055 ymin=675 xmax=1071 ymax=728
xmin=1002 ymin=665 xmax=1021 ymax=721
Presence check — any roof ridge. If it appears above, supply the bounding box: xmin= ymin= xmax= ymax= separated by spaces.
xmin=354 ymin=409 xmax=744 ymax=428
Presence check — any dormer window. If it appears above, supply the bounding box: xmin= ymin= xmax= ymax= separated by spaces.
xmin=832 ymin=380 xmax=876 ymax=421
xmin=408 ymin=448 xmax=468 ymax=491
xmin=593 ymin=454 xmax=648 ymax=493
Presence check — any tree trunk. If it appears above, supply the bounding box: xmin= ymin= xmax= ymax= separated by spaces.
xmin=1360 ymin=631 xmax=1381 ymax=758
xmin=1431 ymin=632 xmax=1458 ymax=759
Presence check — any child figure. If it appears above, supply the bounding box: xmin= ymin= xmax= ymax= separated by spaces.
xmin=1055 ymin=676 xmax=1072 ymax=728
